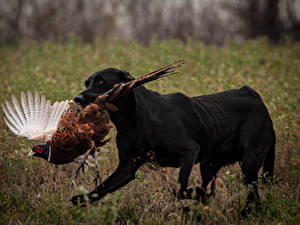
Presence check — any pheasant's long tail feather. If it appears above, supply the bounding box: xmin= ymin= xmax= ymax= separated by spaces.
xmin=95 ymin=59 xmax=187 ymax=104
xmin=2 ymin=91 xmax=70 ymax=141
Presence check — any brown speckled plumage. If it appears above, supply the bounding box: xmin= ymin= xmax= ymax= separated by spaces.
xmin=49 ymin=103 xmax=113 ymax=164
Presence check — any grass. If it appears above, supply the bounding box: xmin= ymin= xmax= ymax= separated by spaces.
xmin=0 ymin=37 xmax=299 ymax=225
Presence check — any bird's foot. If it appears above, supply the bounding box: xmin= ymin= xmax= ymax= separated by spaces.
xmin=74 ymin=160 xmax=87 ymax=179
xmin=93 ymin=168 xmax=103 ymax=188
xmin=69 ymin=160 xmax=86 ymax=187
xmin=73 ymin=143 xmax=95 ymax=179
xmin=92 ymin=148 xmax=104 ymax=188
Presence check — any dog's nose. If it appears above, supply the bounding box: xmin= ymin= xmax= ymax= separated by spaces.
xmin=74 ymin=94 xmax=84 ymax=105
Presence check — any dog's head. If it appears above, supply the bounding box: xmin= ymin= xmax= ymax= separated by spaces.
xmin=74 ymin=68 xmax=134 ymax=107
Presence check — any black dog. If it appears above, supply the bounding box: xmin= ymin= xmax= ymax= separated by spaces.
xmin=72 ymin=68 xmax=275 ymax=211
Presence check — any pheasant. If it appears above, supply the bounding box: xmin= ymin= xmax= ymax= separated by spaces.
xmin=2 ymin=60 xmax=187 ymax=182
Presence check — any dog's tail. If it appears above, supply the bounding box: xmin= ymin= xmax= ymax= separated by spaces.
xmin=263 ymin=130 xmax=276 ymax=184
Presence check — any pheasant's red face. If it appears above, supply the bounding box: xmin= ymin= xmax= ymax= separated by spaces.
xmin=30 ymin=143 xmax=50 ymax=161
xmin=33 ymin=146 xmax=43 ymax=154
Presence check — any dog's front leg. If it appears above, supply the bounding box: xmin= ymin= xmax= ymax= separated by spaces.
xmin=71 ymin=155 xmax=145 ymax=205
xmin=174 ymin=149 xmax=199 ymax=199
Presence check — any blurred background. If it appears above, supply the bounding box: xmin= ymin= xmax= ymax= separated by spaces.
xmin=0 ymin=0 xmax=299 ymax=45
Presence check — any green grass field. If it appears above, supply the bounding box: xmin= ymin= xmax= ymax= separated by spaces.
xmin=0 ymin=38 xmax=299 ymax=225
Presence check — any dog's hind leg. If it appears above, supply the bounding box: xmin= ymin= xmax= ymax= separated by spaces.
xmin=174 ymin=147 xmax=200 ymax=199
xmin=262 ymin=130 xmax=276 ymax=184
xmin=195 ymin=161 xmax=223 ymax=202
xmin=240 ymin=143 xmax=267 ymax=215
xmin=175 ymin=159 xmax=223 ymax=201
xmin=239 ymin=119 xmax=275 ymax=215
xmin=240 ymin=159 xmax=261 ymax=216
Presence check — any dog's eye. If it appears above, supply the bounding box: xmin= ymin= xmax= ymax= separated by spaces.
xmin=98 ymin=80 xmax=103 ymax=86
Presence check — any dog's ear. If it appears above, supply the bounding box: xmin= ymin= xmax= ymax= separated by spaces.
xmin=121 ymin=70 xmax=135 ymax=82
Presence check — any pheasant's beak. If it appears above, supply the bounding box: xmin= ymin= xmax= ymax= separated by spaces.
xmin=28 ymin=150 xmax=36 ymax=157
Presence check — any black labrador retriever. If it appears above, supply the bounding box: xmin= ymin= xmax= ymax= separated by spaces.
xmin=71 ymin=68 xmax=276 ymax=211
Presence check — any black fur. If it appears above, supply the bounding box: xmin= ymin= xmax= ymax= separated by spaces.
xmin=71 ymin=68 xmax=276 ymax=210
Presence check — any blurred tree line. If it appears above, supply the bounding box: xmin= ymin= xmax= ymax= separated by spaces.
xmin=0 ymin=0 xmax=299 ymax=45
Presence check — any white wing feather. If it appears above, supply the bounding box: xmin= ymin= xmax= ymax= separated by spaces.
xmin=4 ymin=117 xmax=19 ymax=135
xmin=39 ymin=95 xmax=47 ymax=129
xmin=5 ymin=100 xmax=23 ymax=129
xmin=27 ymin=91 xmax=35 ymax=128
xmin=2 ymin=105 xmax=20 ymax=135
xmin=42 ymin=100 xmax=51 ymax=130
xmin=34 ymin=91 xmax=41 ymax=128
xmin=12 ymin=95 xmax=26 ymax=125
xmin=21 ymin=92 xmax=30 ymax=126
xmin=47 ymin=101 xmax=63 ymax=130
xmin=2 ymin=91 xmax=70 ymax=142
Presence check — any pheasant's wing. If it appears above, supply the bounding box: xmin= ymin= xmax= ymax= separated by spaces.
xmin=1 ymin=91 xmax=69 ymax=142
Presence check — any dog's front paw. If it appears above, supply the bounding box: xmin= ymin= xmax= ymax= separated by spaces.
xmin=71 ymin=191 xmax=101 ymax=206
xmin=70 ymin=194 xmax=88 ymax=206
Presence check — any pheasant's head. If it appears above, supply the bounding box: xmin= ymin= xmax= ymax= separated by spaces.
xmin=28 ymin=143 xmax=51 ymax=162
